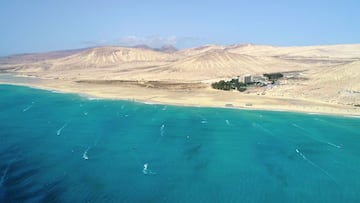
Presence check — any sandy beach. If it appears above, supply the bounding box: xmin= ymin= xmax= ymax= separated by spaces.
xmin=1 ymin=75 xmax=359 ymax=117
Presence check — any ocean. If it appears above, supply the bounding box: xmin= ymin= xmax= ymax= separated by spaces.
xmin=0 ymin=84 xmax=360 ymax=202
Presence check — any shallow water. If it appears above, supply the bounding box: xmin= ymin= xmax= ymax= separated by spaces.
xmin=0 ymin=73 xmax=41 ymax=84
xmin=0 ymin=84 xmax=360 ymax=202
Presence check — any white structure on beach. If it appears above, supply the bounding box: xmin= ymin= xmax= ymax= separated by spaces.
xmin=242 ymin=74 xmax=252 ymax=84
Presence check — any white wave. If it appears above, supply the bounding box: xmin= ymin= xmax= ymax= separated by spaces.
xmin=83 ymin=112 xmax=88 ymax=116
xmin=344 ymin=115 xmax=360 ymax=118
xmin=160 ymin=124 xmax=165 ymax=136
xmin=144 ymin=101 xmax=157 ymax=105
xmin=225 ymin=119 xmax=231 ymax=126
xmin=56 ymin=122 xmax=68 ymax=136
xmin=22 ymin=102 xmax=34 ymax=112
xmin=87 ymin=97 xmax=100 ymax=100
xmin=162 ymin=106 xmax=167 ymax=111
xmin=50 ymin=90 xmax=62 ymax=94
xmin=307 ymin=112 xmax=320 ymax=115
xmin=327 ymin=142 xmax=342 ymax=149
xmin=201 ymin=120 xmax=207 ymax=124
xmin=295 ymin=148 xmax=337 ymax=183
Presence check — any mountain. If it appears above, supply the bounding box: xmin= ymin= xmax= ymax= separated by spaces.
xmin=0 ymin=48 xmax=89 ymax=65
xmin=154 ymin=45 xmax=178 ymax=53
xmin=1 ymin=43 xmax=359 ymax=105
xmin=131 ymin=44 xmax=178 ymax=53
xmin=1 ymin=44 xmax=359 ymax=81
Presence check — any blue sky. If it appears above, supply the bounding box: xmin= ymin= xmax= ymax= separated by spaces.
xmin=1 ymin=0 xmax=359 ymax=56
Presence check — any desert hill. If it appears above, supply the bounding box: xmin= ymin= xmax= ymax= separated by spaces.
xmin=3 ymin=43 xmax=358 ymax=80
xmin=227 ymin=44 xmax=360 ymax=59
xmin=1 ymin=43 xmax=359 ymax=105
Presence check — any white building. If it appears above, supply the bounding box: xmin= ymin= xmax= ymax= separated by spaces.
xmin=243 ymin=74 xmax=252 ymax=84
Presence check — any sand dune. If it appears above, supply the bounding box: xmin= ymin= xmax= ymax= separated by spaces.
xmin=154 ymin=49 xmax=307 ymax=81
xmin=227 ymin=44 xmax=360 ymax=59
xmin=308 ymin=61 xmax=360 ymax=104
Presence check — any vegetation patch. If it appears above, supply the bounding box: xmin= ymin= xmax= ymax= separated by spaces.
xmin=211 ymin=78 xmax=247 ymax=92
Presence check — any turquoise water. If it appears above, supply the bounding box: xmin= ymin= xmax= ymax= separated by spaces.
xmin=0 ymin=84 xmax=360 ymax=202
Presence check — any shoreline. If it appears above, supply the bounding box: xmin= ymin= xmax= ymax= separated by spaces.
xmin=1 ymin=79 xmax=359 ymax=118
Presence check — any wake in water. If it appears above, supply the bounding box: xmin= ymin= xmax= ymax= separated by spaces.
xmin=252 ymin=122 xmax=275 ymax=136
xmin=133 ymin=123 xmax=166 ymax=174
xmin=0 ymin=164 xmax=10 ymax=187
xmin=327 ymin=142 xmax=342 ymax=149
xmin=295 ymin=148 xmax=337 ymax=183
xmin=82 ymin=136 xmax=101 ymax=160
xmin=292 ymin=123 xmax=342 ymax=149
xmin=160 ymin=124 xmax=165 ymax=136
xmin=197 ymin=114 xmax=207 ymax=124
xmin=149 ymin=123 xmax=166 ymax=156
xmin=142 ymin=163 xmax=156 ymax=175
xmin=225 ymin=119 xmax=231 ymax=126
xmin=201 ymin=120 xmax=207 ymax=124
xmin=83 ymin=147 xmax=90 ymax=160
xmin=22 ymin=102 xmax=34 ymax=112
xmin=56 ymin=122 xmax=69 ymax=136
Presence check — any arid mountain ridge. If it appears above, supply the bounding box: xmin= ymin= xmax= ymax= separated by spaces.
xmin=1 ymin=43 xmax=359 ymax=81
xmin=0 ymin=43 xmax=359 ymax=105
